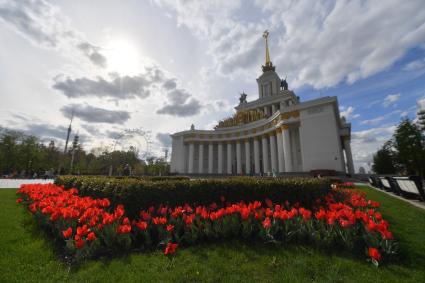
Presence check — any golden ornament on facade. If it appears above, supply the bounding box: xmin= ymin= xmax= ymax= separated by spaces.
xmin=214 ymin=109 xmax=267 ymax=129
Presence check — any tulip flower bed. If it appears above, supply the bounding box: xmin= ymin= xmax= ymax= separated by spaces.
xmin=17 ymin=182 xmax=398 ymax=266
xmin=54 ymin=176 xmax=332 ymax=218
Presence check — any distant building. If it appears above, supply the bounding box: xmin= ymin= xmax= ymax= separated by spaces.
xmin=359 ymin=167 xmax=366 ymax=174
xmin=170 ymin=31 xmax=354 ymax=175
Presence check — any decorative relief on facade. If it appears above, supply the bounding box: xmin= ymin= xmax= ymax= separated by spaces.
xmin=214 ymin=109 xmax=267 ymax=129
xmin=280 ymin=110 xmax=299 ymax=120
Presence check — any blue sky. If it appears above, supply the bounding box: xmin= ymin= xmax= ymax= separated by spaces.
xmin=0 ymin=0 xmax=424 ymax=172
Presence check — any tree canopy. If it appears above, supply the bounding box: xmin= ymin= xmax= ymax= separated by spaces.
xmin=0 ymin=128 xmax=169 ymax=177
xmin=372 ymin=118 xmax=425 ymax=177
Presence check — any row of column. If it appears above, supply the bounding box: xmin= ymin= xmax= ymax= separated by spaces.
xmin=187 ymin=127 xmax=294 ymax=174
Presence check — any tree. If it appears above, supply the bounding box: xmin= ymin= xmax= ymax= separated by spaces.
xmin=69 ymin=134 xmax=80 ymax=174
xmin=144 ymin=157 xmax=169 ymax=176
xmin=393 ymin=118 xmax=425 ymax=177
xmin=0 ymin=130 xmax=21 ymax=174
xmin=18 ymin=135 xmax=43 ymax=174
xmin=372 ymin=140 xmax=398 ymax=174
xmin=0 ymin=128 xmax=169 ymax=176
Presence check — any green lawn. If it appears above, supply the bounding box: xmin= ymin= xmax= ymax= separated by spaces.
xmin=1 ymin=186 xmax=424 ymax=283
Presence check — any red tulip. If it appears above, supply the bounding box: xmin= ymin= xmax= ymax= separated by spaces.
xmin=164 ymin=242 xmax=178 ymax=255
xmin=368 ymin=247 xmax=381 ymax=261
xmin=117 ymin=224 xmax=131 ymax=234
xmin=100 ymin=198 xmax=110 ymax=208
xmin=135 ymin=221 xmax=148 ymax=231
xmin=87 ymin=232 xmax=96 ymax=241
xmin=262 ymin=217 xmax=271 ymax=229
xmin=62 ymin=227 xmax=72 ymax=239
xmin=75 ymin=238 xmax=85 ymax=249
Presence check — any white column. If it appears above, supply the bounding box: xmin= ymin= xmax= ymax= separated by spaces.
xmin=208 ymin=143 xmax=213 ymax=174
xmin=344 ymin=138 xmax=355 ymax=175
xmin=227 ymin=142 xmax=232 ymax=174
xmin=218 ymin=142 xmax=223 ymax=174
xmin=236 ymin=141 xmax=242 ymax=174
xmin=272 ymin=104 xmax=276 ymax=114
xmin=263 ymin=106 xmax=268 ymax=116
xmin=188 ymin=142 xmax=195 ymax=173
xmin=198 ymin=143 xmax=204 ymax=173
xmin=254 ymin=138 xmax=260 ymax=174
xmin=244 ymin=139 xmax=251 ymax=174
xmin=262 ymin=135 xmax=270 ymax=173
xmin=282 ymin=127 xmax=293 ymax=172
xmin=276 ymin=129 xmax=284 ymax=172
xmin=340 ymin=139 xmax=346 ymax=173
xmin=269 ymin=134 xmax=278 ymax=173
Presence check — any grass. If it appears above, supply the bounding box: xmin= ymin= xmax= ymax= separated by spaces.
xmin=0 ymin=185 xmax=424 ymax=283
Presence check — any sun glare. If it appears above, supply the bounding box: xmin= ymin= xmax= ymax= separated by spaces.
xmin=104 ymin=39 xmax=140 ymax=75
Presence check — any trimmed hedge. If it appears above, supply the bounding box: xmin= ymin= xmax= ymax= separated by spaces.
xmin=55 ymin=176 xmax=331 ymax=218
xmin=146 ymin=176 xmax=190 ymax=182
xmin=66 ymin=175 xmax=191 ymax=182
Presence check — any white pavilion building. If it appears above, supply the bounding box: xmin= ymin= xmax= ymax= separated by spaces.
xmin=170 ymin=31 xmax=354 ymax=175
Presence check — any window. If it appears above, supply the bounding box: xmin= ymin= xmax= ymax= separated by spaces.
xmin=263 ymin=83 xmax=269 ymax=96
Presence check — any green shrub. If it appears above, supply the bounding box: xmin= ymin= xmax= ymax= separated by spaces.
xmin=146 ymin=176 xmax=190 ymax=182
xmin=55 ymin=176 xmax=331 ymax=218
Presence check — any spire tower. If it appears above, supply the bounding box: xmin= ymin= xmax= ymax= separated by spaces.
xmin=262 ymin=30 xmax=275 ymax=72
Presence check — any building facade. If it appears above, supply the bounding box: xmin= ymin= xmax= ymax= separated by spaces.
xmin=170 ymin=31 xmax=354 ymax=175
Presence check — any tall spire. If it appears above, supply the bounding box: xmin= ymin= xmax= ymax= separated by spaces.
xmin=63 ymin=111 xmax=74 ymax=155
xmin=262 ymin=30 xmax=275 ymax=72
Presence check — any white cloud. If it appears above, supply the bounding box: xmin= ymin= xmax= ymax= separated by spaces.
xmin=382 ymin=93 xmax=401 ymax=107
xmin=339 ymin=106 xmax=360 ymax=119
xmin=155 ymin=0 xmax=425 ymax=89
xmin=360 ymin=116 xmax=386 ymax=126
xmin=418 ymin=97 xmax=425 ymax=110
xmin=360 ymin=109 xmax=403 ymax=125
xmin=0 ymin=0 xmax=107 ymax=67
xmin=351 ymin=125 xmax=396 ymax=172
xmin=403 ymin=58 xmax=425 ymax=71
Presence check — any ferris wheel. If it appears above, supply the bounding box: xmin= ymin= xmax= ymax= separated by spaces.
xmin=111 ymin=128 xmax=152 ymax=159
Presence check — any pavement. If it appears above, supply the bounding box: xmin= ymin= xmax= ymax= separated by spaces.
xmin=0 ymin=179 xmax=54 ymax=189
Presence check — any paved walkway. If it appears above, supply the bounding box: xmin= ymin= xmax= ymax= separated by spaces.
xmin=357 ymin=182 xmax=425 ymax=210
xmin=0 ymin=179 xmax=54 ymax=189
